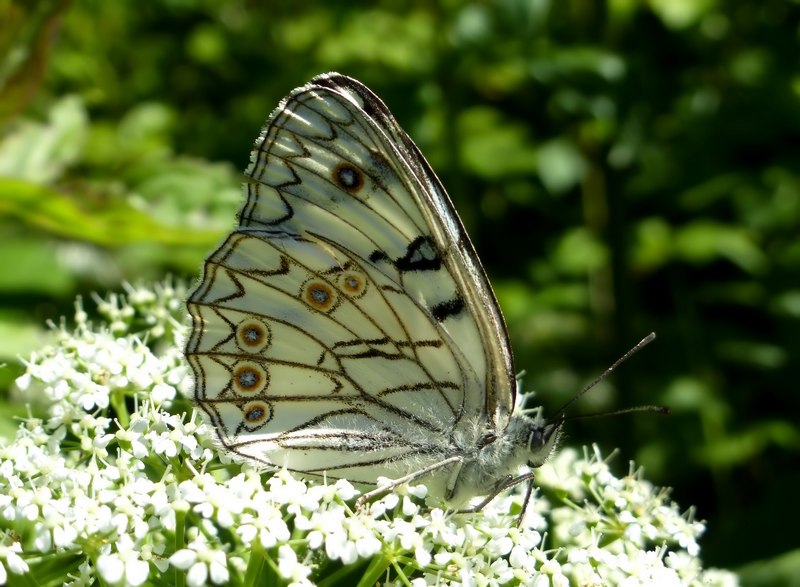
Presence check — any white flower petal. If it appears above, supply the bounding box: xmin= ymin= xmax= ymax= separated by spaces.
xmin=186 ymin=562 xmax=208 ymax=587
xmin=125 ymin=559 xmax=150 ymax=586
xmin=209 ymin=560 xmax=230 ymax=584
xmin=169 ymin=549 xmax=197 ymax=570
xmin=97 ymin=554 xmax=124 ymax=583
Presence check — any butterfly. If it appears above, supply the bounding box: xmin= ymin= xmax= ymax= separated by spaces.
xmin=185 ymin=73 xmax=562 ymax=511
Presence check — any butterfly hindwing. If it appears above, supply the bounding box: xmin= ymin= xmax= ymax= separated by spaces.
xmin=186 ymin=73 xmax=517 ymax=487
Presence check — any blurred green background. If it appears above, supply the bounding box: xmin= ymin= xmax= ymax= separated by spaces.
xmin=1 ymin=0 xmax=798 ymax=583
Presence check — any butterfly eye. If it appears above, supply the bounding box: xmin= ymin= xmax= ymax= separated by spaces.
xmin=333 ymin=163 xmax=364 ymax=193
xmin=241 ymin=401 xmax=272 ymax=426
xmin=300 ymin=279 xmax=339 ymax=312
xmin=232 ymin=362 xmax=268 ymax=394
xmin=235 ymin=319 xmax=271 ymax=353
xmin=338 ymin=270 xmax=368 ymax=298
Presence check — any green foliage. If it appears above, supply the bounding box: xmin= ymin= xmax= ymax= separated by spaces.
xmin=1 ymin=0 xmax=798 ymax=582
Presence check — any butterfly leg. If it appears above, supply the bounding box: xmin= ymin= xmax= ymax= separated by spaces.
xmin=455 ymin=471 xmax=536 ymax=526
xmin=354 ymin=455 xmax=464 ymax=511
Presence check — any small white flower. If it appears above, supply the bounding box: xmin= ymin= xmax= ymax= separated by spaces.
xmin=169 ymin=535 xmax=229 ymax=586
xmin=151 ymin=382 xmax=176 ymax=403
xmin=96 ymin=535 xmax=149 ymax=586
xmin=324 ymin=528 xmax=356 ymax=564
xmin=333 ymin=478 xmax=359 ymax=501
xmin=236 ymin=487 xmax=291 ymax=548
xmin=277 ymin=544 xmax=313 ymax=585
xmin=414 ymin=545 xmax=432 ymax=567
xmin=0 ymin=541 xmax=29 ymax=582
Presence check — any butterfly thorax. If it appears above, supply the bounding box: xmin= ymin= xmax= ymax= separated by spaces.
xmin=445 ymin=411 xmax=562 ymax=506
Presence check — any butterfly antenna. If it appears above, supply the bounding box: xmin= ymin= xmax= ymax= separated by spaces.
xmin=549 ymin=332 xmax=668 ymax=421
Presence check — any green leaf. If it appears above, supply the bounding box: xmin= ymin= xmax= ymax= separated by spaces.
xmin=674 ymin=221 xmax=767 ymax=274
xmin=0 ymin=177 xmax=222 ymax=246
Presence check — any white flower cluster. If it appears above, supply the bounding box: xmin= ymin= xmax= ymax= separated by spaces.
xmin=1 ymin=280 xmax=739 ymax=586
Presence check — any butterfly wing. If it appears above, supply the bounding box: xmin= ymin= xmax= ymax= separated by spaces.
xmin=186 ymin=73 xmax=515 ymax=486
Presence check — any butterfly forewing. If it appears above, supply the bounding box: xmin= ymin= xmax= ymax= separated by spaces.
xmin=186 ymin=73 xmax=517 ymax=490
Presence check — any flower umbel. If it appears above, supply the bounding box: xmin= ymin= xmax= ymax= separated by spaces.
xmin=2 ymin=280 xmax=739 ymax=586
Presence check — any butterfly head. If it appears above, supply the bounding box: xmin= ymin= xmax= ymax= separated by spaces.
xmin=508 ymin=408 xmax=563 ymax=470
xmin=478 ymin=408 xmax=562 ymax=477
xmin=523 ymin=414 xmax=563 ymax=468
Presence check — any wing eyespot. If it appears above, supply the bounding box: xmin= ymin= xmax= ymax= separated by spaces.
xmin=338 ymin=269 xmax=368 ymax=298
xmin=333 ymin=162 xmax=364 ymax=193
xmin=300 ymin=279 xmax=339 ymax=312
xmin=232 ymin=362 xmax=268 ymax=395
xmin=241 ymin=400 xmax=272 ymax=427
xmin=235 ymin=318 xmax=271 ymax=353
